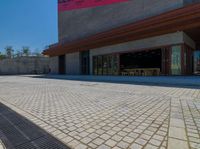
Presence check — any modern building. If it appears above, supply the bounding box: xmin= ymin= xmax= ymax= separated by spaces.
xmin=43 ymin=0 xmax=200 ymax=76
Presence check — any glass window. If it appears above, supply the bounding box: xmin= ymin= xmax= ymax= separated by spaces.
xmin=97 ymin=56 xmax=103 ymax=75
xmin=112 ymin=54 xmax=119 ymax=75
xmin=93 ymin=56 xmax=98 ymax=75
xmin=171 ymin=45 xmax=181 ymax=75
xmin=93 ymin=54 xmax=119 ymax=76
xmin=107 ymin=55 xmax=112 ymax=75
xmin=194 ymin=51 xmax=200 ymax=74
xmin=103 ymin=55 xmax=108 ymax=75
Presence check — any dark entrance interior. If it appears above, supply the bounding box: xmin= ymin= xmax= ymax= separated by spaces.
xmin=81 ymin=51 xmax=90 ymax=75
xmin=120 ymin=49 xmax=162 ymax=76
xmin=59 ymin=55 xmax=66 ymax=74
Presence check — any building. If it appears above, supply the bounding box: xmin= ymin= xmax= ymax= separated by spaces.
xmin=43 ymin=0 xmax=200 ymax=76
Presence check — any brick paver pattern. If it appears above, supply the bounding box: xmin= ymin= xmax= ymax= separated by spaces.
xmin=0 ymin=76 xmax=200 ymax=149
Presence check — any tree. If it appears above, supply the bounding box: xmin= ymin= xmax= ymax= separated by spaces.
xmin=0 ymin=52 xmax=6 ymax=60
xmin=5 ymin=46 xmax=14 ymax=58
xmin=22 ymin=46 xmax=30 ymax=56
xmin=15 ymin=50 xmax=22 ymax=58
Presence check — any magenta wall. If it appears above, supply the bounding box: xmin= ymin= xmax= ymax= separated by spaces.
xmin=58 ymin=0 xmax=128 ymax=12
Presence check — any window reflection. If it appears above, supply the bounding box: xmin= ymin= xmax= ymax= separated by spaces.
xmin=194 ymin=51 xmax=200 ymax=75
xmin=93 ymin=54 xmax=119 ymax=76
xmin=171 ymin=45 xmax=181 ymax=75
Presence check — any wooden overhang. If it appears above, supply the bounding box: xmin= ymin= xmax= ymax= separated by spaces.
xmin=43 ymin=3 xmax=200 ymax=56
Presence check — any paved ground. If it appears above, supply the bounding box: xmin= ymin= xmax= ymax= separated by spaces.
xmin=0 ymin=75 xmax=200 ymax=149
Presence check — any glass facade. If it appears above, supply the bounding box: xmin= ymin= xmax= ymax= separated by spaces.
xmin=194 ymin=51 xmax=200 ymax=74
xmin=93 ymin=54 xmax=119 ymax=75
xmin=171 ymin=45 xmax=182 ymax=75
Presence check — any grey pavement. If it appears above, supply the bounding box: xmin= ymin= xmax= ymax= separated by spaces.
xmin=0 ymin=75 xmax=200 ymax=149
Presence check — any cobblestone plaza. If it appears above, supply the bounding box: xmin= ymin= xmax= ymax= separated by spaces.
xmin=0 ymin=76 xmax=200 ymax=149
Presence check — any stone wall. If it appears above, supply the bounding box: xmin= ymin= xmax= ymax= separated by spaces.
xmin=65 ymin=52 xmax=80 ymax=75
xmin=49 ymin=56 xmax=59 ymax=74
xmin=58 ymin=0 xmax=185 ymax=42
xmin=0 ymin=57 xmax=50 ymax=75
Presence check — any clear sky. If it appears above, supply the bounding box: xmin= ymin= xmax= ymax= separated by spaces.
xmin=0 ymin=0 xmax=58 ymax=53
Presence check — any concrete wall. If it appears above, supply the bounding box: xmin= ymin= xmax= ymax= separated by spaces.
xmin=0 ymin=57 xmax=49 ymax=75
xmin=58 ymin=0 xmax=186 ymax=42
xmin=65 ymin=52 xmax=80 ymax=75
xmin=49 ymin=56 xmax=59 ymax=74
xmin=89 ymin=32 xmax=186 ymax=74
xmin=183 ymin=32 xmax=196 ymax=49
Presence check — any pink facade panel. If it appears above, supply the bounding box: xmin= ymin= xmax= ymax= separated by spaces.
xmin=58 ymin=0 xmax=128 ymax=12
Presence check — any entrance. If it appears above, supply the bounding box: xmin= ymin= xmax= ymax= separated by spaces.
xmin=81 ymin=51 xmax=90 ymax=75
xmin=120 ymin=49 xmax=162 ymax=76
xmin=59 ymin=55 xmax=66 ymax=74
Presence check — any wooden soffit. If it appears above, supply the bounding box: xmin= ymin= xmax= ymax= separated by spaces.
xmin=43 ymin=3 xmax=200 ymax=56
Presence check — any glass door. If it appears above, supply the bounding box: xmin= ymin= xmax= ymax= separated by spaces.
xmin=194 ymin=51 xmax=200 ymax=74
xmin=81 ymin=51 xmax=90 ymax=75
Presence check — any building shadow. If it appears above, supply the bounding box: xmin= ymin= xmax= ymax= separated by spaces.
xmin=29 ymin=75 xmax=200 ymax=89
xmin=0 ymin=103 xmax=71 ymax=149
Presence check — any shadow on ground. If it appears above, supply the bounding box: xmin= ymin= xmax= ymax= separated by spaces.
xmin=30 ymin=75 xmax=200 ymax=89
xmin=0 ymin=103 xmax=70 ymax=149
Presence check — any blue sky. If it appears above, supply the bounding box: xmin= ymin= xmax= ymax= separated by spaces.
xmin=0 ymin=0 xmax=58 ymax=53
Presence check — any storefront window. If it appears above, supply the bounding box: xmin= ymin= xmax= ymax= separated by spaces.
xmin=93 ymin=54 xmax=119 ymax=76
xmin=97 ymin=56 xmax=103 ymax=75
xmin=107 ymin=55 xmax=112 ymax=75
xmin=112 ymin=55 xmax=119 ymax=75
xmin=171 ymin=45 xmax=181 ymax=75
xmin=103 ymin=55 xmax=108 ymax=75
xmin=194 ymin=51 xmax=200 ymax=74
xmin=93 ymin=56 xmax=98 ymax=75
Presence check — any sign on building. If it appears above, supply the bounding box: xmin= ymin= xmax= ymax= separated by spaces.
xmin=58 ymin=0 xmax=128 ymax=12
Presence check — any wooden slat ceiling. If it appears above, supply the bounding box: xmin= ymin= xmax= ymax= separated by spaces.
xmin=185 ymin=27 xmax=200 ymax=47
xmin=43 ymin=3 xmax=200 ymax=56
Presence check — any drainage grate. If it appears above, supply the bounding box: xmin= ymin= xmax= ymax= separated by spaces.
xmin=0 ymin=123 xmax=29 ymax=147
xmin=33 ymin=136 xmax=68 ymax=149
xmin=16 ymin=122 xmax=45 ymax=140
xmin=0 ymin=103 xmax=71 ymax=149
xmin=15 ymin=142 xmax=37 ymax=149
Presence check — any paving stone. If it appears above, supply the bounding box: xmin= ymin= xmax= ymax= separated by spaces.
xmin=75 ymin=143 xmax=87 ymax=149
xmin=144 ymin=144 xmax=158 ymax=149
xmin=169 ymin=127 xmax=187 ymax=141
xmin=105 ymin=139 xmax=117 ymax=147
xmin=135 ymin=138 xmax=147 ymax=146
xmin=130 ymin=143 xmax=143 ymax=149
xmin=168 ymin=138 xmax=189 ymax=149
xmin=117 ymin=141 xmax=129 ymax=149
xmin=93 ymin=138 xmax=105 ymax=145
xmin=100 ymin=134 xmax=111 ymax=140
xmin=61 ymin=136 xmax=74 ymax=144
xmin=97 ymin=144 xmax=111 ymax=149
xmin=81 ymin=137 xmax=92 ymax=144
xmin=149 ymin=139 xmax=162 ymax=147
xmin=68 ymin=140 xmax=80 ymax=148
xmin=122 ymin=136 xmax=135 ymax=143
